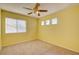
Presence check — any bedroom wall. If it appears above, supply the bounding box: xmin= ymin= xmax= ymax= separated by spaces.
xmin=0 ymin=9 xmax=2 ymax=50
xmin=38 ymin=5 xmax=79 ymax=53
xmin=1 ymin=10 xmax=38 ymax=46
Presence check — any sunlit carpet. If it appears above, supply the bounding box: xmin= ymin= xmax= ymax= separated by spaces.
xmin=0 ymin=40 xmax=79 ymax=55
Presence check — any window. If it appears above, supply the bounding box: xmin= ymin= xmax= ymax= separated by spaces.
xmin=45 ymin=20 xmax=50 ymax=25
xmin=41 ymin=21 xmax=45 ymax=26
xmin=5 ymin=17 xmax=26 ymax=33
xmin=51 ymin=17 xmax=58 ymax=24
xmin=41 ymin=17 xmax=58 ymax=26
xmin=17 ymin=20 xmax=26 ymax=32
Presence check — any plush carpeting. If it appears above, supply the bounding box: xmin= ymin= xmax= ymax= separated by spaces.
xmin=0 ymin=40 xmax=79 ymax=55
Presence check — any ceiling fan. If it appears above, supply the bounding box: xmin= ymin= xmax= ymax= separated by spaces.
xmin=23 ymin=3 xmax=48 ymax=16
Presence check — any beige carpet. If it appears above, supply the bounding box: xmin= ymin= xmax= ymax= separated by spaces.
xmin=0 ymin=40 xmax=79 ymax=55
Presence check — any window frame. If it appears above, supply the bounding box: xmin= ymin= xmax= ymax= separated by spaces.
xmin=45 ymin=20 xmax=50 ymax=25
xmin=5 ymin=17 xmax=27 ymax=34
xmin=41 ymin=20 xmax=45 ymax=26
xmin=51 ymin=17 xmax=58 ymax=25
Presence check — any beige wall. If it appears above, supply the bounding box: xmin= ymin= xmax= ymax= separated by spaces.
xmin=1 ymin=10 xmax=38 ymax=46
xmin=0 ymin=9 xmax=1 ymax=50
xmin=38 ymin=5 xmax=79 ymax=52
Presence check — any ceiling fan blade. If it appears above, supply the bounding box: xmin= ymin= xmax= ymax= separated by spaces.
xmin=23 ymin=7 xmax=32 ymax=10
xmin=27 ymin=12 xmax=32 ymax=15
xmin=39 ymin=10 xmax=48 ymax=12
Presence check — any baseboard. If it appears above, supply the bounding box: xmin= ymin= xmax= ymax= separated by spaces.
xmin=38 ymin=39 xmax=79 ymax=54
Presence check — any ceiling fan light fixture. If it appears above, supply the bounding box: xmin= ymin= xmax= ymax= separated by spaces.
xmin=36 ymin=11 xmax=39 ymax=14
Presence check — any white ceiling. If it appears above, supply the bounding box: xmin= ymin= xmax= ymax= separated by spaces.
xmin=0 ymin=3 xmax=73 ymax=18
